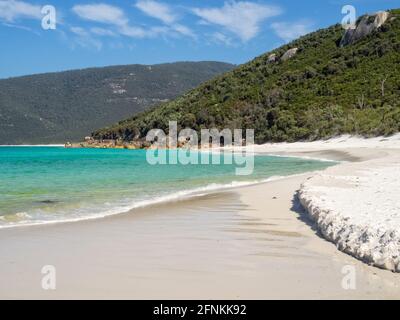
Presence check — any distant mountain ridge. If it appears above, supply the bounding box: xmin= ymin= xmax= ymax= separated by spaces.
xmin=93 ymin=9 xmax=400 ymax=145
xmin=0 ymin=61 xmax=234 ymax=144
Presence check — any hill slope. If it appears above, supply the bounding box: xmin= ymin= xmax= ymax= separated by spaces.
xmin=94 ymin=9 xmax=400 ymax=144
xmin=0 ymin=62 xmax=234 ymax=144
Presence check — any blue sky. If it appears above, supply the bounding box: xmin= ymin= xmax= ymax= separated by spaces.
xmin=0 ymin=0 xmax=397 ymax=78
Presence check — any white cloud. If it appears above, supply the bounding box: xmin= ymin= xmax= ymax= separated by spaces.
xmin=192 ymin=1 xmax=282 ymax=42
xmin=72 ymin=3 xmax=128 ymax=26
xmin=172 ymin=23 xmax=195 ymax=38
xmin=72 ymin=3 xmax=184 ymax=40
xmin=70 ymin=26 xmax=88 ymax=36
xmin=135 ymin=0 xmax=176 ymax=24
xmin=135 ymin=0 xmax=194 ymax=38
xmin=271 ymin=20 xmax=313 ymax=42
xmin=211 ymin=32 xmax=233 ymax=46
xmin=2 ymin=21 xmax=39 ymax=35
xmin=0 ymin=0 xmax=42 ymax=22
xmin=90 ymin=27 xmax=117 ymax=37
xmin=72 ymin=3 xmax=151 ymax=39
xmin=118 ymin=24 xmax=149 ymax=38
xmin=70 ymin=26 xmax=103 ymax=50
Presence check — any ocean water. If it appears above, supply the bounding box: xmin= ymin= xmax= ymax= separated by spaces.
xmin=0 ymin=147 xmax=335 ymax=228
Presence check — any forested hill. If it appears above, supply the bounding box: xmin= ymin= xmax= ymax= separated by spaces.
xmin=0 ymin=61 xmax=234 ymax=144
xmin=93 ymin=9 xmax=400 ymax=144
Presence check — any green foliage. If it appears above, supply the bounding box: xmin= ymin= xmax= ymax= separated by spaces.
xmin=94 ymin=9 xmax=400 ymax=143
xmin=0 ymin=62 xmax=234 ymax=144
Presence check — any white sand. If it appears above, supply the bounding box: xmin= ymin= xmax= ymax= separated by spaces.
xmin=253 ymin=134 xmax=400 ymax=153
xmin=251 ymin=134 xmax=400 ymax=272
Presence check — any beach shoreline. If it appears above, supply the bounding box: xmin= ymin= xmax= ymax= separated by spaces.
xmin=1 ymin=135 xmax=400 ymax=299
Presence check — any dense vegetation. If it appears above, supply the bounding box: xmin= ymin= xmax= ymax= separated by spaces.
xmin=0 ymin=62 xmax=234 ymax=144
xmin=94 ymin=9 xmax=400 ymax=144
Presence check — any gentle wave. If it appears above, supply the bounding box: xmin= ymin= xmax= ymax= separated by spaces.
xmin=0 ymin=174 xmax=304 ymax=230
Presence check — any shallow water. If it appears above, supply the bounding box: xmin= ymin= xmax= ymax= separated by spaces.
xmin=0 ymin=147 xmax=334 ymax=228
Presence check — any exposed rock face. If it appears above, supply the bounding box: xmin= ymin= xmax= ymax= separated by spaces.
xmin=267 ymin=53 xmax=277 ymax=63
xmin=281 ymin=48 xmax=298 ymax=61
xmin=375 ymin=11 xmax=390 ymax=27
xmin=340 ymin=11 xmax=390 ymax=47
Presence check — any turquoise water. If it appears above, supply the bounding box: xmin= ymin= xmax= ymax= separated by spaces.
xmin=0 ymin=147 xmax=335 ymax=228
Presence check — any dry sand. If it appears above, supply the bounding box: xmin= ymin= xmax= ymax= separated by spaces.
xmin=1 ymin=136 xmax=400 ymax=299
xmin=249 ymin=134 xmax=400 ymax=273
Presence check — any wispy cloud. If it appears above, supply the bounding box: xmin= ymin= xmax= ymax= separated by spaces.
xmin=135 ymin=0 xmax=195 ymax=38
xmin=72 ymin=3 xmax=127 ymax=26
xmin=70 ymin=26 xmax=103 ymax=50
xmin=90 ymin=27 xmax=118 ymax=37
xmin=192 ymin=1 xmax=282 ymax=42
xmin=0 ymin=0 xmax=42 ymax=22
xmin=72 ymin=2 xmax=188 ymax=40
xmin=72 ymin=3 xmax=151 ymax=39
xmin=2 ymin=21 xmax=40 ymax=35
xmin=171 ymin=24 xmax=194 ymax=37
xmin=135 ymin=0 xmax=176 ymax=24
xmin=271 ymin=20 xmax=314 ymax=42
xmin=70 ymin=26 xmax=88 ymax=36
xmin=69 ymin=1 xmax=283 ymax=47
xmin=211 ymin=32 xmax=233 ymax=46
xmin=71 ymin=4 xmax=134 ymax=49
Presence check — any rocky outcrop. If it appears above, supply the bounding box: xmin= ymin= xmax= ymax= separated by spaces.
xmin=281 ymin=48 xmax=298 ymax=61
xmin=340 ymin=11 xmax=390 ymax=47
xmin=266 ymin=49 xmax=297 ymax=64
xmin=67 ymin=139 xmax=142 ymax=149
xmin=267 ymin=53 xmax=277 ymax=63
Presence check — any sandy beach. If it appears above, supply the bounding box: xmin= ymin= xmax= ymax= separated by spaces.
xmin=1 ymin=135 xmax=400 ymax=299
xmin=253 ymin=135 xmax=400 ymax=273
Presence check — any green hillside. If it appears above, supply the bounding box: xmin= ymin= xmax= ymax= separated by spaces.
xmin=0 ymin=62 xmax=234 ymax=144
xmin=93 ymin=9 xmax=400 ymax=144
